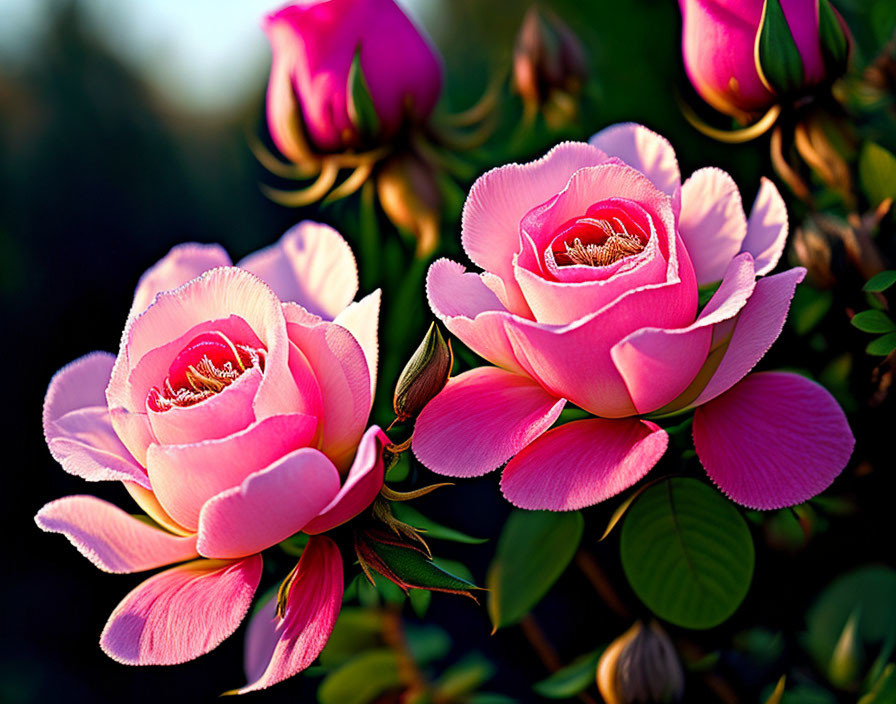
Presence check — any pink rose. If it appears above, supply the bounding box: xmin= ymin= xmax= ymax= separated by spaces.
xmin=264 ymin=0 xmax=442 ymax=156
xmin=679 ymin=0 xmax=848 ymax=120
xmin=413 ymin=123 xmax=854 ymax=511
xmin=36 ymin=222 xmax=386 ymax=692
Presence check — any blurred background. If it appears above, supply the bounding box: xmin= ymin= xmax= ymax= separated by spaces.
xmin=2 ymin=0 xmax=894 ymax=702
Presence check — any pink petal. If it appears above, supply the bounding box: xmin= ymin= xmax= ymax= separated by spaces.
xmin=501 ymin=418 xmax=668 ymax=510
xmin=677 ymin=167 xmax=747 ymax=285
xmin=412 ymin=367 xmax=565 ymax=478
xmin=333 ymin=289 xmax=381 ymax=401
xmin=146 ymin=413 xmax=319 ymax=531
xmin=123 ymin=482 xmax=193 ymax=537
xmin=695 ymin=267 xmax=806 ymax=406
xmin=196 ymin=448 xmax=340 ymax=559
xmin=100 ymin=555 xmax=262 ymax=665
xmin=611 ymin=253 xmax=756 ymax=414
xmin=238 ymin=222 xmax=358 ymax=320
xmin=284 ymin=305 xmax=372 ymax=470
xmin=129 ymin=243 xmax=232 ymax=321
xmin=589 ymin=123 xmax=681 ymax=196
xmin=238 ymin=536 xmax=343 ymax=693
xmin=742 ymin=177 xmax=788 ymax=276
xmin=693 ymin=372 xmax=854 ymax=509
xmin=35 ymin=495 xmax=198 ymax=573
xmin=462 ymin=142 xmax=609 ymax=316
xmin=304 ymin=426 xmax=388 ymax=535
xmin=44 ymin=352 xmax=149 ymax=487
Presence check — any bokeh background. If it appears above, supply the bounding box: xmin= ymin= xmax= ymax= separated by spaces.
xmin=3 ymin=0 xmax=894 ymax=702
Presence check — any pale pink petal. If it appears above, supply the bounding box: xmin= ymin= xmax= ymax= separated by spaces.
xmin=35 ymin=495 xmax=198 ymax=573
xmin=589 ymin=123 xmax=681 ymax=195
xmin=677 ymin=167 xmax=747 ymax=285
xmin=412 ymin=367 xmax=565 ymax=478
xmin=196 ymin=448 xmax=340 ymax=559
xmin=611 ymin=253 xmax=756 ymax=414
xmin=238 ymin=536 xmax=343 ymax=693
xmin=238 ymin=222 xmax=358 ymax=320
xmin=501 ymin=418 xmax=668 ymax=510
xmin=147 ymin=414 xmax=319 ymax=531
xmin=426 ymin=259 xmax=528 ymax=376
xmin=694 ymin=372 xmax=854 ymax=509
xmin=304 ymin=426 xmax=388 ymax=535
xmin=43 ymin=352 xmax=149 ymax=487
xmin=333 ymin=289 xmax=381 ymax=400
xmin=742 ymin=177 xmax=788 ymax=276
xmin=284 ymin=305 xmax=372 ymax=470
xmin=129 ymin=244 xmax=232 ymax=321
xmin=462 ymin=142 xmax=609 ymax=316
xmin=100 ymin=555 xmax=262 ymax=665
xmin=694 ymin=267 xmax=806 ymax=406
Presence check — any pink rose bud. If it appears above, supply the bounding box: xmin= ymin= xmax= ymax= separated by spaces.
xmin=264 ymin=0 xmax=443 ymax=158
xmin=679 ymin=0 xmax=849 ymax=120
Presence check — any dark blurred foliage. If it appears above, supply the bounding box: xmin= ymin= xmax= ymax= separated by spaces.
xmin=3 ymin=1 xmax=895 ymax=703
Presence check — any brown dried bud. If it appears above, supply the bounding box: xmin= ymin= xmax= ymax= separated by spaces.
xmin=393 ymin=322 xmax=453 ymax=422
xmin=597 ymin=621 xmax=684 ymax=704
xmin=513 ymin=6 xmax=587 ymax=122
xmin=376 ymin=150 xmax=442 ymax=257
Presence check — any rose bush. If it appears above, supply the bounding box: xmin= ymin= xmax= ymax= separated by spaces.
xmin=36 ymin=222 xmax=386 ymax=692
xmin=413 ymin=122 xmax=854 ymax=511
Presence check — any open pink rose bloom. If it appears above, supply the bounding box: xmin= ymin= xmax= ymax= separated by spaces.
xmin=413 ymin=123 xmax=854 ymax=511
xmin=36 ymin=222 xmax=386 ymax=692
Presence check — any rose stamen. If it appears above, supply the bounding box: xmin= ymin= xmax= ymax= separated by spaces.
xmin=562 ymin=219 xmax=645 ymax=267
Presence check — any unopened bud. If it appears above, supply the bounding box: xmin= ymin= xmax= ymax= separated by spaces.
xmin=828 ymin=607 xmax=864 ymax=689
xmin=394 ymin=322 xmax=453 ymax=422
xmin=597 ymin=621 xmax=684 ymax=704
xmin=376 ymin=150 xmax=442 ymax=257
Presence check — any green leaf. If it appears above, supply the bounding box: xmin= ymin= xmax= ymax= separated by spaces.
xmin=434 ymin=654 xmax=495 ymax=700
xmin=620 ymin=478 xmax=754 ymax=629
xmin=404 ymin=623 xmax=451 ymax=665
xmin=860 ymin=664 xmax=896 ymax=704
xmin=859 ymin=142 xmax=896 ymax=207
xmin=392 ymin=503 xmax=488 ymax=544
xmin=363 ymin=533 xmax=480 ymax=594
xmin=790 ymin=286 xmax=833 ymax=335
xmin=467 ymin=695 xmax=519 ymax=704
xmin=533 ymin=648 xmax=604 ymax=698
xmin=409 ymin=588 xmax=431 ymax=618
xmin=865 ymin=271 xmax=896 ymax=293
xmin=319 ymin=608 xmax=384 ymax=667
xmin=487 ymin=510 xmax=584 ymax=630
xmin=347 ymin=47 xmax=380 ymax=140
xmin=818 ymin=0 xmax=849 ymax=75
xmin=318 ymin=650 xmax=401 ymax=704
xmin=755 ymin=0 xmax=805 ymax=95
xmin=867 ymin=333 xmax=896 ymax=356
xmin=852 ymin=310 xmax=896 ymax=333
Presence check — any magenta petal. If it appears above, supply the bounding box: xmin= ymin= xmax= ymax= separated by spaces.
xmin=694 ymin=372 xmax=854 ymax=509
xmin=412 ymin=367 xmax=565 ymax=478
xmin=35 ymin=495 xmax=198 ymax=573
xmin=304 ymin=426 xmax=388 ymax=535
xmin=196 ymin=448 xmax=340 ymax=559
xmin=501 ymin=418 xmax=668 ymax=510
xmin=695 ymin=267 xmax=806 ymax=405
xmin=100 ymin=555 xmax=262 ymax=665
xmin=43 ymin=352 xmax=149 ymax=487
xmin=238 ymin=536 xmax=343 ymax=693
xmin=238 ymin=222 xmax=358 ymax=320
xmin=588 ymin=123 xmax=681 ymax=195
xmin=742 ymin=177 xmax=788 ymax=276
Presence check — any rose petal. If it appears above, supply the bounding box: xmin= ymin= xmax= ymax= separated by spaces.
xmin=100 ymin=556 xmax=262 ymax=665
xmin=501 ymin=418 xmax=668 ymax=510
xmin=237 ymin=536 xmax=342 ymax=693
xmin=238 ymin=222 xmax=358 ymax=320
xmin=589 ymin=123 xmax=681 ymax=195
xmin=333 ymin=289 xmax=381 ymax=401
xmin=196 ymin=448 xmax=340 ymax=559
xmin=35 ymin=495 xmax=198 ymax=573
xmin=412 ymin=367 xmax=565 ymax=478
xmin=693 ymin=372 xmax=853 ymax=509
xmin=304 ymin=426 xmax=388 ymax=535
xmin=742 ymin=177 xmax=788 ymax=276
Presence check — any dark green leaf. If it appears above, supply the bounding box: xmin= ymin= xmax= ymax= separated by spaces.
xmin=533 ymin=648 xmax=603 ymax=698
xmin=620 ymin=478 xmax=754 ymax=629
xmin=818 ymin=0 xmax=849 ymax=75
xmin=365 ymin=535 xmax=480 ymax=593
xmin=317 ymin=650 xmax=401 ymax=704
xmin=409 ymin=588 xmax=431 ymax=618
xmin=392 ymin=503 xmax=487 ymax=544
xmin=790 ymin=287 xmax=833 ymax=335
xmin=755 ymin=0 xmax=805 ymax=95
xmin=864 ymin=271 xmax=896 ymax=293
xmin=487 ymin=510 xmax=584 ymax=629
xmin=347 ymin=48 xmax=380 ymax=140
xmin=319 ymin=608 xmax=384 ymax=667
xmin=859 ymin=142 xmax=896 ymax=207
xmin=867 ymin=333 xmax=896 ymax=356
xmin=860 ymin=664 xmax=896 ymax=704
xmin=434 ymin=653 xmax=495 ymax=699
xmin=467 ymin=694 xmax=519 ymax=704
xmin=852 ymin=310 xmax=896 ymax=333
xmin=404 ymin=623 xmax=451 ymax=665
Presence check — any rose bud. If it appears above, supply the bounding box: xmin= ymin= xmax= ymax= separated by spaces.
xmin=394 ymin=322 xmax=453 ymax=423
xmin=264 ymin=0 xmax=443 ymax=159
xmin=513 ymin=5 xmax=587 ymax=125
xmin=597 ymin=621 xmax=685 ymax=704
xmin=376 ymin=149 xmax=443 ymax=256
xmin=679 ymin=0 xmax=850 ymax=122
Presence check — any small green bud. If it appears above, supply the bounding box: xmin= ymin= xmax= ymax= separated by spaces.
xmin=347 ymin=47 xmax=381 ymax=143
xmin=828 ymin=607 xmax=864 ymax=689
xmin=393 ymin=322 xmax=453 ymax=422
xmin=754 ymin=0 xmax=805 ymax=96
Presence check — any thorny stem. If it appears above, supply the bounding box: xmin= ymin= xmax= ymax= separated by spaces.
xmin=520 ymin=615 xmax=598 ymax=704
xmin=574 ymin=549 xmax=630 ymax=621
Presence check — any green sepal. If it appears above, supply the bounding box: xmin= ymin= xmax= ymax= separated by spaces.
xmin=754 ymin=0 xmax=805 ymax=96
xmin=347 ymin=47 xmax=381 ymax=140
xmin=818 ymin=0 xmax=849 ymax=78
